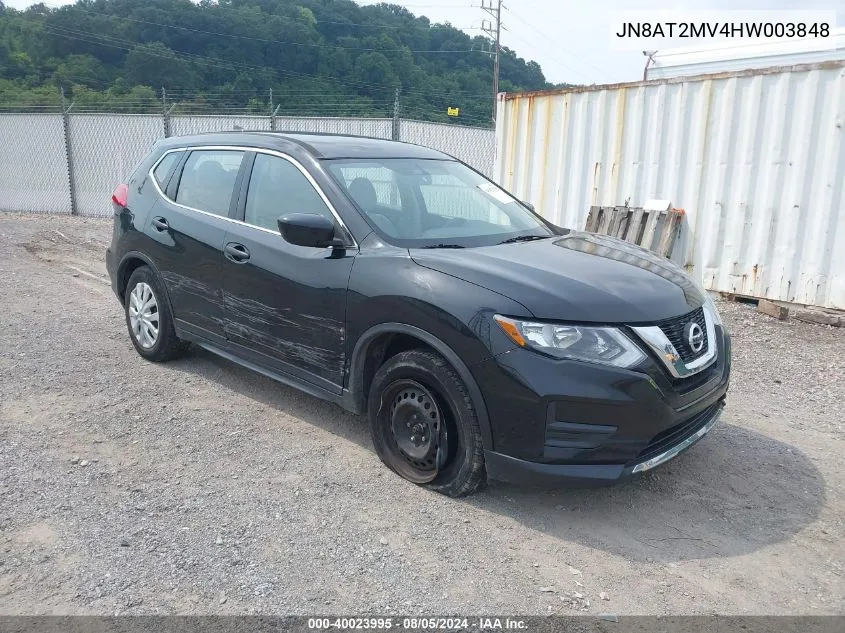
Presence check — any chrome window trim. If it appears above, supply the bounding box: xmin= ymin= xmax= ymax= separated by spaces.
xmin=630 ymin=302 xmax=718 ymax=379
xmin=147 ymin=145 xmax=358 ymax=248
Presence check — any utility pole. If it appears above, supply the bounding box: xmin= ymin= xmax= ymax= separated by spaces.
xmin=481 ymin=0 xmax=503 ymax=123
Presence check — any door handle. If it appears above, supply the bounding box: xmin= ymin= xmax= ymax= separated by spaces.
xmin=152 ymin=217 xmax=169 ymax=232
xmin=224 ymin=242 xmax=250 ymax=263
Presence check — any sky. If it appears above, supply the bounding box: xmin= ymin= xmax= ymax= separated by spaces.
xmin=6 ymin=0 xmax=845 ymax=85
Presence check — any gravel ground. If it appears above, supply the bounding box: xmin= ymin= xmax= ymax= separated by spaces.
xmin=1 ymin=213 xmax=843 ymax=615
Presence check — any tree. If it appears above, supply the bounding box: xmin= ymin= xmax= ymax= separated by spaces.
xmin=125 ymin=42 xmax=198 ymax=90
xmin=353 ymin=52 xmax=398 ymax=99
xmin=0 ymin=0 xmax=558 ymax=120
xmin=53 ymin=54 xmax=109 ymax=88
xmin=4 ymin=51 xmax=34 ymax=79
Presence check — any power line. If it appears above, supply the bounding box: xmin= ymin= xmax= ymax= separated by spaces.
xmin=39 ymin=7 xmax=481 ymax=54
xmin=34 ymin=3 xmax=549 ymax=103
xmin=40 ymin=2 xmax=484 ymax=38
xmin=503 ymin=7 xmax=611 ymax=83
xmin=40 ymin=10 xmax=476 ymax=55
xmin=42 ymin=25 xmax=382 ymax=87
xmin=42 ymin=24 xmax=495 ymax=101
xmin=354 ymin=2 xmax=477 ymax=7
xmin=32 ymin=0 xmax=560 ymax=108
xmin=501 ymin=27 xmax=591 ymax=83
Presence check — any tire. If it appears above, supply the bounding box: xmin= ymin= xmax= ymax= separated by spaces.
xmin=368 ymin=348 xmax=486 ymax=497
xmin=124 ymin=266 xmax=188 ymax=362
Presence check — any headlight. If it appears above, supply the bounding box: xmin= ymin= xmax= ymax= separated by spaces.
xmin=687 ymin=273 xmax=722 ymax=327
xmin=494 ymin=315 xmax=646 ymax=368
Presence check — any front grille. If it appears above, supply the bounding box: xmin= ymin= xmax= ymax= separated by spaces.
xmin=634 ymin=402 xmax=722 ymax=463
xmin=656 ymin=307 xmax=708 ymax=362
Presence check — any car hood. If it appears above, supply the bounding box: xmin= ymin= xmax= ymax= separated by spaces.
xmin=410 ymin=231 xmax=705 ymax=323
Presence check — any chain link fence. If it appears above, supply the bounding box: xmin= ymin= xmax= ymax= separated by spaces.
xmin=68 ymin=114 xmax=164 ymax=217
xmin=0 ymin=114 xmax=72 ymax=214
xmin=275 ymin=117 xmax=393 ymax=139
xmin=0 ymin=112 xmax=493 ymax=217
xmin=170 ymin=115 xmax=271 ymax=136
xmin=401 ymin=119 xmax=496 ymax=176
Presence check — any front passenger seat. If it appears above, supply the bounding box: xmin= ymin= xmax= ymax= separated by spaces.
xmin=347 ymin=178 xmax=398 ymax=237
xmin=348 ymin=178 xmax=378 ymax=212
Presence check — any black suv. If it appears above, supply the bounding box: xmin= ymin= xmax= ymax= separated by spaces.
xmin=106 ymin=132 xmax=730 ymax=497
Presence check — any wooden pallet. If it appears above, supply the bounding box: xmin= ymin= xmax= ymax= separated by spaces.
xmin=584 ymin=205 xmax=685 ymax=258
xmin=718 ymin=293 xmax=844 ymax=327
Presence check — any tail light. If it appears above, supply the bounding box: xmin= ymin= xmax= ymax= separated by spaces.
xmin=111 ymin=183 xmax=129 ymax=207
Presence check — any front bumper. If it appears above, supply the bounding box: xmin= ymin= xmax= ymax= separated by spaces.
xmin=473 ymin=325 xmax=731 ymax=486
xmin=484 ymin=400 xmax=723 ymax=486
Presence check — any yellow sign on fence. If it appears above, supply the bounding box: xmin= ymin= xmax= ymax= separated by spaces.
xmin=447 ymin=107 xmax=460 ymax=117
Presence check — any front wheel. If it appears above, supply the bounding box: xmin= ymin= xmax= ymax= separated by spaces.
xmin=368 ymin=349 xmax=486 ymax=497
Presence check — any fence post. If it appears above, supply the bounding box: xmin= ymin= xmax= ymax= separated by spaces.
xmin=60 ymin=87 xmax=79 ymax=216
xmin=392 ymin=88 xmax=401 ymax=141
xmin=161 ymin=87 xmax=172 ymax=138
xmin=270 ymin=88 xmax=280 ymax=131
xmin=270 ymin=104 xmax=281 ymax=132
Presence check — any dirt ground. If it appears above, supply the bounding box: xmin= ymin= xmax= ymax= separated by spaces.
xmin=1 ymin=213 xmax=843 ymax=615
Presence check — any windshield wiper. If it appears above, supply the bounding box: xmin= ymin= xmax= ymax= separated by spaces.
xmin=498 ymin=234 xmax=551 ymax=245
xmin=421 ymin=243 xmax=466 ymax=249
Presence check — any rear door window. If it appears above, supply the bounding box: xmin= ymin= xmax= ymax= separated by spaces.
xmin=175 ymin=150 xmax=245 ymax=216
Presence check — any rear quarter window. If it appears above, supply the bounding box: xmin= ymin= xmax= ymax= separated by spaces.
xmin=152 ymin=152 xmax=180 ymax=189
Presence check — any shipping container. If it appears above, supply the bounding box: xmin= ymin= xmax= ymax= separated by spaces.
xmin=645 ymin=28 xmax=845 ymax=80
xmin=495 ymin=61 xmax=845 ymax=309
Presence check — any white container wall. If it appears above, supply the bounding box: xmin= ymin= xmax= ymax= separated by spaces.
xmin=495 ymin=61 xmax=845 ymax=309
xmin=646 ymin=28 xmax=845 ymax=80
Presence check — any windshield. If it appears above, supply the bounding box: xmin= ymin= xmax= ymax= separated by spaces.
xmin=324 ymin=158 xmax=553 ymax=248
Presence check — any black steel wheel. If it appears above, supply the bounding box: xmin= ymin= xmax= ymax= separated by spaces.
xmin=368 ymin=348 xmax=486 ymax=497
xmin=382 ymin=379 xmax=449 ymax=479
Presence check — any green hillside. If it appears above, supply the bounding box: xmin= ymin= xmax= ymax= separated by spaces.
xmin=0 ymin=0 xmax=557 ymax=126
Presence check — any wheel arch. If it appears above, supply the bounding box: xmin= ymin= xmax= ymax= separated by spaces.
xmin=348 ymin=323 xmax=494 ymax=451
xmin=117 ymin=252 xmax=178 ymax=324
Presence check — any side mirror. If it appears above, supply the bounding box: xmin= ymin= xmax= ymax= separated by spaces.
xmin=277 ymin=214 xmax=344 ymax=248
xmin=523 ymin=201 xmax=535 ymax=212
